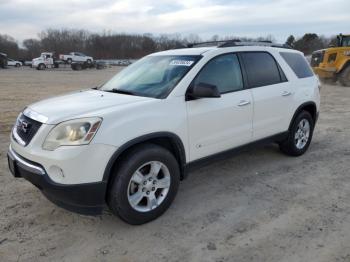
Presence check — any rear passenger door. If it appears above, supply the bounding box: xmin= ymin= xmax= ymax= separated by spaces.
xmin=187 ymin=53 xmax=253 ymax=161
xmin=240 ymin=52 xmax=293 ymax=140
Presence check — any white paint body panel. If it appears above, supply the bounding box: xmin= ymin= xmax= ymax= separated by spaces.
xmin=10 ymin=125 xmax=117 ymax=184
xmin=186 ymin=90 xmax=253 ymax=160
xmin=7 ymin=59 xmax=22 ymax=66
xmin=251 ymin=81 xmax=293 ymax=139
xmin=32 ymin=53 xmax=55 ymax=68
xmin=60 ymin=52 xmax=93 ymax=62
xmin=10 ymin=46 xmax=320 ymax=185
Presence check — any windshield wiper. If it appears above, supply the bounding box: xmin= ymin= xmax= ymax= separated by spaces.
xmin=109 ymin=88 xmax=137 ymax=96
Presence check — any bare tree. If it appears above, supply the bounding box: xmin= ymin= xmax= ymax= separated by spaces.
xmin=293 ymin=33 xmax=326 ymax=55
xmin=23 ymin=39 xmax=42 ymax=59
xmin=5 ymin=29 xmax=339 ymax=60
xmin=0 ymin=34 xmax=19 ymax=58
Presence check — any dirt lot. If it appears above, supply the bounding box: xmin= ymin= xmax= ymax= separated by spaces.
xmin=0 ymin=67 xmax=350 ymax=262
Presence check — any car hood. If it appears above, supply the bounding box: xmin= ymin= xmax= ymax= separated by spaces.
xmin=32 ymin=57 xmax=43 ymax=62
xmin=24 ymin=89 xmax=153 ymax=124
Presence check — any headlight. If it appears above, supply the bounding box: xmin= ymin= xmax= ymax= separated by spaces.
xmin=43 ymin=117 xmax=102 ymax=151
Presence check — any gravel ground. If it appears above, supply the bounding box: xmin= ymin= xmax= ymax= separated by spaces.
xmin=0 ymin=67 xmax=350 ymax=262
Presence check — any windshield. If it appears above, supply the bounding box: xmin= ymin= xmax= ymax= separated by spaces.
xmin=100 ymin=55 xmax=201 ymax=98
xmin=341 ymin=36 xmax=350 ymax=47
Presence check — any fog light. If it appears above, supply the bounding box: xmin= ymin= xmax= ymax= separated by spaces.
xmin=49 ymin=165 xmax=65 ymax=182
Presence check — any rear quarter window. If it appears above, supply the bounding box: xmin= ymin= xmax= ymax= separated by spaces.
xmin=280 ymin=52 xmax=314 ymax=78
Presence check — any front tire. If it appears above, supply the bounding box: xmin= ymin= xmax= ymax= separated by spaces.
xmin=107 ymin=144 xmax=180 ymax=225
xmin=37 ymin=63 xmax=45 ymax=70
xmin=279 ymin=111 xmax=314 ymax=156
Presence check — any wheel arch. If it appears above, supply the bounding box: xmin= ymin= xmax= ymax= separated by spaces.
xmin=37 ymin=63 xmax=45 ymax=70
xmin=289 ymin=102 xmax=317 ymax=130
xmin=102 ymin=132 xmax=187 ymax=187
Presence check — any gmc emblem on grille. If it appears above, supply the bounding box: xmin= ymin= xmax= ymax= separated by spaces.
xmin=18 ymin=119 xmax=31 ymax=133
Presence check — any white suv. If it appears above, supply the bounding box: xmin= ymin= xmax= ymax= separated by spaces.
xmin=8 ymin=41 xmax=320 ymax=224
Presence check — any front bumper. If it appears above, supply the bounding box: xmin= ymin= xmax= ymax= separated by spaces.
xmin=7 ymin=145 xmax=106 ymax=215
xmin=313 ymin=67 xmax=337 ymax=79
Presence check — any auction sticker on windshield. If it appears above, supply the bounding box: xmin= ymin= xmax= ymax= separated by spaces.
xmin=169 ymin=60 xmax=194 ymax=66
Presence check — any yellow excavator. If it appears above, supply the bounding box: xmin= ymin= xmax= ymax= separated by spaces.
xmin=311 ymin=34 xmax=350 ymax=86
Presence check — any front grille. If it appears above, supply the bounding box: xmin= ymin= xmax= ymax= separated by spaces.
xmin=13 ymin=114 xmax=42 ymax=146
xmin=310 ymin=50 xmax=325 ymax=67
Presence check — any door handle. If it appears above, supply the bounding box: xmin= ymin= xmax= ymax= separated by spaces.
xmin=237 ymin=100 xmax=251 ymax=106
xmin=282 ymin=91 xmax=292 ymax=96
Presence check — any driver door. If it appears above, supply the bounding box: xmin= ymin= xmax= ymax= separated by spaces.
xmin=186 ymin=53 xmax=253 ymax=161
xmin=44 ymin=55 xmax=52 ymax=66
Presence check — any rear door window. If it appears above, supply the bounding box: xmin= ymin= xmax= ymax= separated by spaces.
xmin=241 ymin=52 xmax=284 ymax=88
xmin=280 ymin=52 xmax=314 ymax=78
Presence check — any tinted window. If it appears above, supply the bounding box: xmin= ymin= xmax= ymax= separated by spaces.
xmin=241 ymin=52 xmax=282 ymax=88
xmin=280 ymin=52 xmax=314 ymax=78
xmin=341 ymin=36 xmax=350 ymax=47
xmin=278 ymin=64 xmax=288 ymax=82
xmin=194 ymin=54 xmax=243 ymax=94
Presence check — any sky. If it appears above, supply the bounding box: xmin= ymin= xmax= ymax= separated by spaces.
xmin=0 ymin=0 xmax=349 ymax=44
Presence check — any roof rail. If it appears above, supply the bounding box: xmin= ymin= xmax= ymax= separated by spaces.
xmin=220 ymin=41 xmax=291 ymax=49
xmin=187 ymin=39 xmax=292 ymax=49
xmin=187 ymin=39 xmax=241 ymax=48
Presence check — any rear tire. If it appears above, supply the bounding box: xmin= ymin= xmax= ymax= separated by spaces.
xmin=67 ymin=58 xmax=72 ymax=64
xmin=15 ymin=63 xmax=21 ymax=67
xmin=279 ymin=111 xmax=314 ymax=156
xmin=107 ymin=144 xmax=180 ymax=225
xmin=339 ymin=66 xmax=350 ymax=87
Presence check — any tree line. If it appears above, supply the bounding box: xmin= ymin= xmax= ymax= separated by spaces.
xmin=0 ymin=29 xmax=338 ymax=61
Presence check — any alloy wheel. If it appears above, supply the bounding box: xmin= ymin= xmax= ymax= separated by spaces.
xmin=127 ymin=161 xmax=171 ymax=212
xmin=294 ymin=118 xmax=310 ymax=149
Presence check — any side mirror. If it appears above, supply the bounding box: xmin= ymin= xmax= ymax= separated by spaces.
xmin=186 ymin=82 xmax=221 ymax=100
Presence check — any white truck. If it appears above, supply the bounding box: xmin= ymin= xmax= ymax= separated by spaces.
xmin=32 ymin=52 xmax=60 ymax=70
xmin=59 ymin=52 xmax=93 ymax=64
